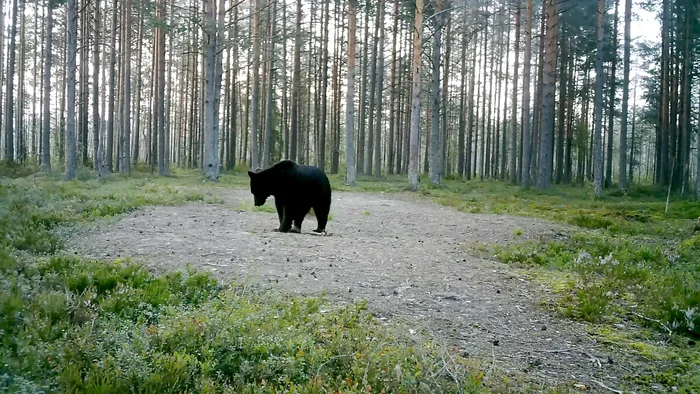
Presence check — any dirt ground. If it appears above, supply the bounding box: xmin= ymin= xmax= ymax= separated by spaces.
xmin=66 ymin=188 xmax=652 ymax=392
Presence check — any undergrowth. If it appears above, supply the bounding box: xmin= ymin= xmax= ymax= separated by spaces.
xmin=0 ymin=169 xmax=483 ymax=393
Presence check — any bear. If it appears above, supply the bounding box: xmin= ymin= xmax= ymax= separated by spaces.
xmin=248 ymin=159 xmax=332 ymax=234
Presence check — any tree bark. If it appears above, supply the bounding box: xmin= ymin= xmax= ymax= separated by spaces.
xmin=593 ymin=0 xmax=606 ymax=197
xmin=120 ymin=0 xmax=131 ymax=174
xmin=290 ymin=0 xmax=302 ymax=162
xmin=387 ymin=0 xmax=399 ymax=175
xmin=41 ymin=4 xmax=53 ymax=171
xmin=157 ymin=0 xmax=166 ymax=175
xmin=658 ymin=0 xmax=670 ymax=185
xmin=317 ymin=0 xmax=329 ymax=171
xmin=263 ymin=0 xmax=277 ymax=169
xmin=521 ymin=0 xmax=532 ymax=188
xmin=466 ymin=19 xmax=477 ymax=180
xmin=246 ymin=0 xmax=261 ymax=171
xmin=457 ymin=12 xmax=468 ymax=177
xmin=429 ymin=0 xmax=444 ymax=184
xmin=65 ymin=0 xmax=78 ymax=180
xmin=619 ymin=0 xmax=631 ymax=190
xmin=365 ymin=2 xmax=379 ymax=174
xmin=106 ymin=0 xmax=117 ymax=171
xmin=510 ymin=0 xmax=521 ymax=184
xmin=408 ymin=0 xmax=423 ymax=191
xmin=555 ymin=29 xmax=566 ymax=184
xmin=373 ymin=0 xmax=385 ymax=177
xmin=346 ymin=0 xmax=358 ymax=185
xmin=4 ymin=0 xmax=18 ymax=161
xmin=605 ymin=0 xmax=618 ymax=188
xmin=537 ymin=0 xmax=557 ymax=189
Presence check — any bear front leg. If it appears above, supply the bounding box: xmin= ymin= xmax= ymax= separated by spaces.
xmin=279 ymin=206 xmax=293 ymax=233
xmin=274 ymin=198 xmax=285 ymax=231
xmin=291 ymin=214 xmax=305 ymax=233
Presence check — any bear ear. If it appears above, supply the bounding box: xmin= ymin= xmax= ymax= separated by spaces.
xmin=248 ymin=170 xmax=256 ymax=178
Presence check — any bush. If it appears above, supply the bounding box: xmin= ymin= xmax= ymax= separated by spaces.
xmin=0 ymin=173 xmax=483 ymax=393
xmin=0 ymin=256 xmax=481 ymax=393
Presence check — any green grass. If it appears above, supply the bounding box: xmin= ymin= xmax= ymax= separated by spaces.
xmin=0 ymin=168 xmax=484 ymax=393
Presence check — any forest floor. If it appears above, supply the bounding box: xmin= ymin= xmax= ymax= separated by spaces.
xmin=64 ymin=183 xmax=686 ymax=392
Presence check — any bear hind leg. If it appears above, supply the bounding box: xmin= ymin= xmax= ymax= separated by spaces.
xmin=312 ymin=203 xmax=330 ymax=233
xmin=291 ymin=212 xmax=306 ymax=233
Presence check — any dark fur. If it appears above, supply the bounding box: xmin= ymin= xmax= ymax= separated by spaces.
xmin=248 ymin=160 xmax=332 ymax=233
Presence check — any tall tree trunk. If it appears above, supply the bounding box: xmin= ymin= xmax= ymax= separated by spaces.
xmin=628 ymin=78 xmax=637 ymax=182
xmin=246 ymin=0 xmax=261 ymax=171
xmin=387 ymin=0 xmax=399 ymax=175
xmin=510 ymin=0 xmax=521 ymax=184
xmin=658 ymin=0 xmax=670 ymax=185
xmin=120 ymin=0 xmax=131 ymax=174
xmin=107 ymin=0 xmax=117 ymax=171
xmin=65 ymin=0 xmax=78 ymax=180
xmin=530 ymin=8 xmax=545 ymax=183
xmin=593 ymin=0 xmax=606 ymax=197
xmin=537 ymin=0 xmax=557 ymax=189
xmin=41 ymin=4 xmax=53 ymax=171
xmin=479 ymin=10 xmax=488 ymax=181
xmin=429 ymin=0 xmax=444 ymax=184
xmin=290 ymin=0 xmax=301 ymax=162
xmin=17 ymin=5 xmax=25 ymax=162
xmin=203 ymin=0 xmax=220 ymax=178
xmin=499 ymin=12 xmax=511 ymax=181
xmin=346 ymin=0 xmax=358 ymax=185
xmin=133 ymin=12 xmax=143 ymax=165
xmin=442 ymin=20 xmax=451 ymax=177
xmin=408 ymin=0 xmax=423 ymax=191
xmin=4 ymin=0 xmax=18 ymax=161
xmin=331 ymin=4 xmax=343 ymax=174
xmin=605 ymin=0 xmax=618 ymax=187
xmin=696 ymin=95 xmax=700 ymax=200
xmin=157 ymin=0 xmax=166 ymax=175
xmin=679 ymin=4 xmax=692 ymax=193
xmin=555 ymin=29 xmax=566 ymax=184
xmin=78 ymin=0 xmax=88 ymax=166
xmin=263 ymin=0 xmax=277 ymax=169
xmin=619 ymin=0 xmax=631 ymax=190
xmin=564 ymin=39 xmax=575 ymax=183
xmin=521 ymin=0 xmax=532 ymax=188
xmin=365 ymin=2 xmax=379 ymax=174
xmin=373 ymin=0 xmax=385 ymax=177
xmin=0 ymin=0 xmax=4 ymax=161
xmin=457 ymin=15 xmax=467 ymax=177
xmin=466 ymin=19 xmax=477 ymax=180
xmin=93 ymin=0 xmax=101 ymax=170
xmin=209 ymin=0 xmax=224 ymax=173
xmin=357 ymin=2 xmax=370 ymax=174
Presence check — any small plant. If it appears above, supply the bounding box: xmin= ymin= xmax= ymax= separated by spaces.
xmin=514 ymin=228 xmax=523 ymax=236
xmin=363 ymin=210 xmax=371 ymax=216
